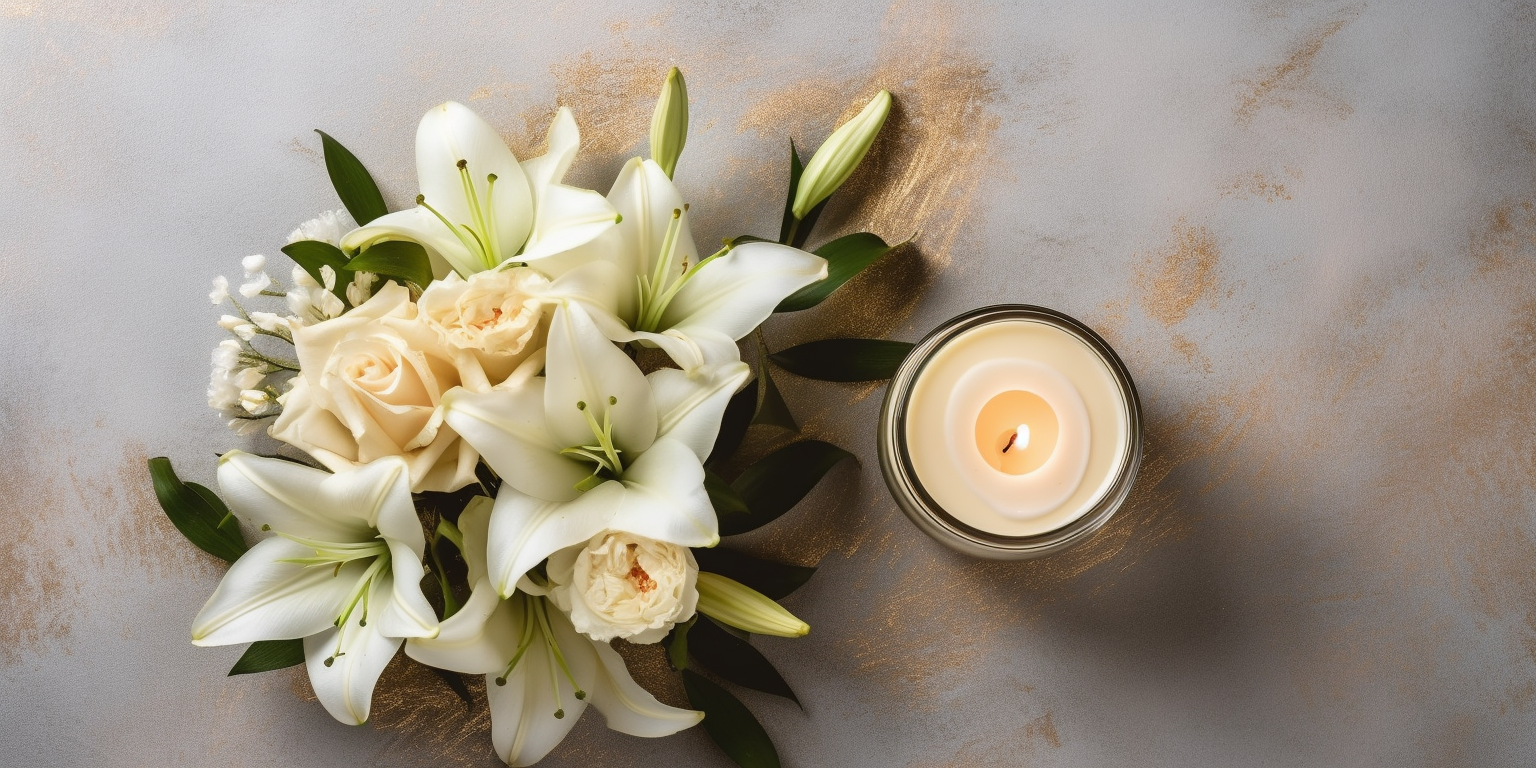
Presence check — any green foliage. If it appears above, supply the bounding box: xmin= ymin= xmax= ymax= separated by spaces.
xmin=316 ymin=130 xmax=388 ymax=226
xmin=688 ymin=617 xmax=799 ymax=705
xmin=776 ymin=233 xmax=903 ymax=312
xmin=691 ymin=548 xmax=816 ymax=601
xmin=147 ymin=457 xmax=246 ymax=563
xmin=683 ymin=669 xmax=781 ymax=768
xmin=721 ymin=441 xmax=854 ymax=536
xmin=279 ymin=240 xmax=353 ymax=303
xmin=228 ymin=639 xmax=303 ymax=676
xmin=770 ymin=338 xmax=914 ymax=382
xmin=347 ymin=240 xmax=434 ymax=290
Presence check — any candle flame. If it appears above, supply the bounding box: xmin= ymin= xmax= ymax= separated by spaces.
xmin=1003 ymin=424 xmax=1030 ymax=454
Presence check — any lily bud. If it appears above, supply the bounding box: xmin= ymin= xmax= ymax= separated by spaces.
xmin=792 ymin=89 xmax=892 ymax=219
xmin=695 ymin=572 xmax=810 ymax=638
xmin=649 ymin=66 xmax=689 ymax=179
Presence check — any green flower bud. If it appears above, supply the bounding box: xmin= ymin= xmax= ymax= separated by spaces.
xmin=695 ymin=572 xmax=810 ymax=637
xmin=649 ymin=66 xmax=689 ymax=178
xmin=792 ymin=89 xmax=892 ymax=219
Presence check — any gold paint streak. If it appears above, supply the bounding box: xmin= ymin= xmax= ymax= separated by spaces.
xmin=1170 ymin=333 xmax=1213 ymax=374
xmin=1233 ymin=10 xmax=1360 ymax=127
xmin=1135 ymin=219 xmax=1222 ymax=327
xmin=612 ymin=638 xmax=689 ymax=709
xmin=741 ymin=1 xmax=1008 ymax=343
xmin=1222 ymin=170 xmax=1295 ymax=202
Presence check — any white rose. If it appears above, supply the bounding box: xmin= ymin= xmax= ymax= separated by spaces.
xmin=548 ymin=531 xmax=699 ymax=644
xmin=269 ymin=282 xmax=489 ymax=492
xmin=417 ymin=267 xmax=551 ymax=383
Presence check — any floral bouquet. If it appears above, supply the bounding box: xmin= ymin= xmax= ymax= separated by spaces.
xmin=149 ymin=68 xmax=911 ymax=767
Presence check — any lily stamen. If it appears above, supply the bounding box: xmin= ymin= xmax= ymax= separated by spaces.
xmin=495 ymin=595 xmax=542 ymax=686
xmin=417 ymin=194 xmax=490 ymax=266
xmin=534 ymin=600 xmax=587 ymax=714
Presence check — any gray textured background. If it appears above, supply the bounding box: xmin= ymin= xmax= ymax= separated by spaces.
xmin=4 ymin=1 xmax=1536 ymax=766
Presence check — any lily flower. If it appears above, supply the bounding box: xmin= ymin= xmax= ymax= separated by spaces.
xmin=539 ymin=158 xmax=828 ymax=370
xmin=442 ymin=300 xmax=748 ymax=596
xmin=190 ymin=452 xmax=438 ymax=725
xmin=406 ymin=499 xmax=702 ymax=766
xmin=342 ymin=102 xmax=619 ymax=279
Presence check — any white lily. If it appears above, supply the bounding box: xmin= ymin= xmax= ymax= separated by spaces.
xmin=190 ymin=452 xmax=438 ymax=725
xmin=442 ymin=301 xmax=748 ymax=596
xmin=341 ymin=102 xmax=619 ymax=279
xmin=538 ymin=158 xmax=828 ymax=370
xmin=407 ymin=498 xmax=702 ymax=766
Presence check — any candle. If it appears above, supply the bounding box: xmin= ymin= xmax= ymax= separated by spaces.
xmin=878 ymin=306 xmax=1142 ymax=558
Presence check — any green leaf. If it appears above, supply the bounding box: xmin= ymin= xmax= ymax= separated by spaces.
xmin=776 ymin=233 xmax=902 ymax=312
xmin=723 ymin=441 xmax=854 ymax=535
xmin=705 ymin=469 xmax=752 ymax=533
xmin=708 ymin=379 xmax=757 ymax=467
xmin=692 ymin=548 xmax=816 ymax=601
xmin=280 ymin=240 xmax=353 ymax=303
xmin=776 ymin=140 xmax=828 ymax=249
xmin=689 ymin=616 xmax=799 ymax=706
xmin=727 ymin=235 xmax=775 ymax=247
xmin=228 ymin=639 xmax=304 ymax=676
xmin=665 ymin=615 xmax=697 ymax=671
xmin=683 ymin=669 xmax=781 ymax=768
xmin=751 ymin=342 xmax=797 ymax=431
xmin=347 ymin=240 xmax=433 ymax=289
xmin=771 ymin=338 xmax=914 ymax=382
xmin=777 ymin=141 xmax=805 ymax=247
xmin=316 ymin=130 xmax=388 ymax=225
xmin=148 ymin=457 xmax=247 ymax=563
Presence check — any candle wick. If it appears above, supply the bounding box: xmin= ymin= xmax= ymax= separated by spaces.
xmin=1002 ymin=432 xmax=1018 ymax=454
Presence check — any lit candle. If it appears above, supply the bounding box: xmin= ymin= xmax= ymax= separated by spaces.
xmin=879 ymin=306 xmax=1142 ymax=558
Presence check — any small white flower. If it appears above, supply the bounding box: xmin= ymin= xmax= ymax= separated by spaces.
xmin=239 ymin=273 xmax=272 ymax=298
xmin=242 ymin=254 xmax=267 ymax=275
xmin=212 ymin=339 xmax=243 ymax=371
xmin=287 ymin=209 xmax=356 ymax=247
xmin=319 ymin=265 xmax=337 ymax=292
xmin=227 ymin=418 xmax=266 ymax=437
xmin=210 ymin=276 xmax=230 ymax=305
xmin=217 ymin=315 xmax=245 ymax=331
xmin=249 ymin=311 xmax=289 ymax=334
xmin=233 ymin=324 xmax=258 ymax=341
xmin=292 ymin=265 xmax=319 ymax=290
xmin=346 ymin=271 xmax=377 ymax=308
xmin=233 ymin=366 xmax=265 ymax=390
xmin=239 ymin=389 xmax=272 ymax=415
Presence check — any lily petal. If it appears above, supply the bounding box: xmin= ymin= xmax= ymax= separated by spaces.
xmin=371 ymin=543 xmax=439 ymax=640
xmin=339 ymin=206 xmax=470 ymax=279
xmin=459 ymin=495 xmax=494 ymax=584
xmin=442 ymin=382 xmax=589 ymax=503
xmin=589 ymin=639 xmax=703 ymax=737
xmin=487 ymin=600 xmax=595 ymax=767
xmin=609 ymin=437 xmax=718 ymax=548
xmin=648 ymin=362 xmax=751 ymax=462
xmin=662 ymin=241 xmax=828 ymax=340
xmin=405 ymin=579 xmax=515 ymax=674
xmin=416 ymin=101 xmax=533 ymax=266
xmin=521 ymin=183 xmax=621 ymax=262
xmin=190 ymin=537 xmax=362 ymax=646
xmin=216 ymin=451 xmax=372 ymax=543
xmin=304 ymin=603 xmax=403 ymax=725
xmin=485 ymin=482 xmax=620 ymax=597
xmin=519 ymin=107 xmax=581 ymax=192
xmin=544 ymin=302 xmax=657 ymax=456
xmin=608 ymin=158 xmax=698 ymax=290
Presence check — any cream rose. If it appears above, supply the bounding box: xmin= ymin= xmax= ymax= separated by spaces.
xmin=417 ymin=267 xmax=551 ymax=384
xmin=548 ymin=531 xmax=700 ymax=644
xmin=269 ymin=282 xmax=489 ymax=492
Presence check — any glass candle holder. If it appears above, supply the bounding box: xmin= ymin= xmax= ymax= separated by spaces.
xmin=877 ymin=305 xmax=1143 ymax=559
